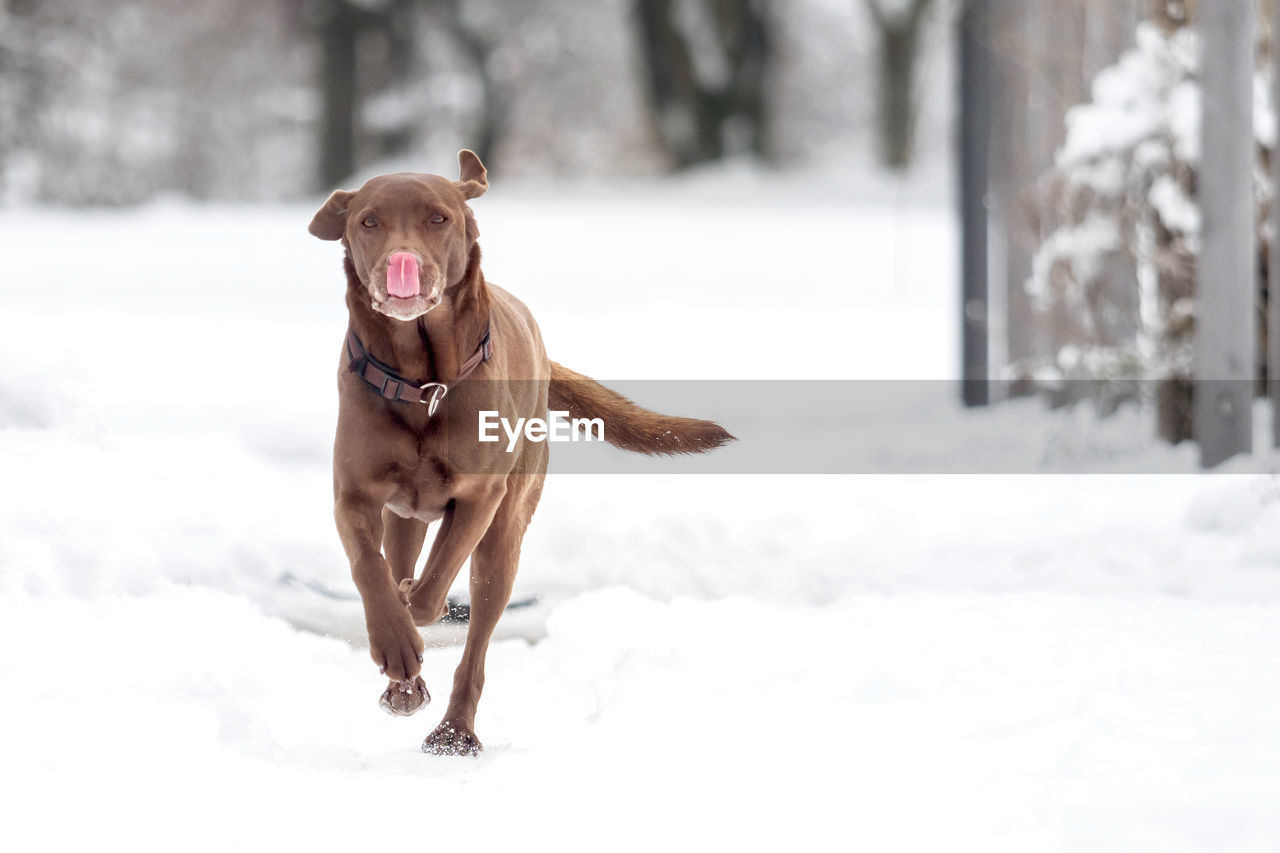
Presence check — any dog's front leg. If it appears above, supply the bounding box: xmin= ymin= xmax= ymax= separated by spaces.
xmin=335 ymin=493 xmax=427 ymax=707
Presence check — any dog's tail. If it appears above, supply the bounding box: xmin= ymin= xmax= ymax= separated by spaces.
xmin=549 ymin=362 xmax=734 ymax=455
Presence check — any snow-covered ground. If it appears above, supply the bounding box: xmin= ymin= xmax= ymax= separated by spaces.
xmin=3 ymin=172 xmax=1280 ymax=852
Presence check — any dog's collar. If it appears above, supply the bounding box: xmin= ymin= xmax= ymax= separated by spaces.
xmin=345 ymin=324 xmax=492 ymax=415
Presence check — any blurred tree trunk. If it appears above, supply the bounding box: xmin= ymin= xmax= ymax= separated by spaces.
xmin=367 ymin=1 xmax=418 ymax=161
xmin=314 ymin=0 xmax=363 ymax=190
xmin=437 ymin=0 xmax=502 ymax=167
xmin=865 ymin=0 xmax=933 ymax=170
xmin=633 ymin=0 xmax=771 ymax=169
xmin=309 ymin=0 xmax=500 ymax=188
xmin=309 ymin=0 xmax=417 ymax=190
xmin=0 ymin=0 xmax=49 ymax=196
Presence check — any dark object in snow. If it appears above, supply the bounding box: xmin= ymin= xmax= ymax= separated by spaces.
xmin=439 ymin=594 xmax=539 ymax=624
xmin=279 ymin=571 xmax=538 ymax=624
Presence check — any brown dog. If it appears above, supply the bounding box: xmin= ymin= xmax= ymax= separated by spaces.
xmin=308 ymin=150 xmax=732 ymax=755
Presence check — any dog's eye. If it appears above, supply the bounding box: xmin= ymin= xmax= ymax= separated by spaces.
xmin=429 ymin=213 xmax=447 ymax=225
xmin=361 ymin=215 xmax=378 ymax=229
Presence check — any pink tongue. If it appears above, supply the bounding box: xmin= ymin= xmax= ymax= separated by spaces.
xmin=386 ymin=252 xmax=420 ymax=298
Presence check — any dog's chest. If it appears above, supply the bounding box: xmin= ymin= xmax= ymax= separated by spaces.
xmin=384 ymin=448 xmax=456 ymax=522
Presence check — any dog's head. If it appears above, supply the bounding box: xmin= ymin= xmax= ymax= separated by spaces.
xmin=308 ymin=150 xmax=488 ymax=322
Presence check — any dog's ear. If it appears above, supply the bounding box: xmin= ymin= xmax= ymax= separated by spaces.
xmin=456 ymin=149 xmax=488 ymax=199
xmin=308 ymin=190 xmax=355 ymax=241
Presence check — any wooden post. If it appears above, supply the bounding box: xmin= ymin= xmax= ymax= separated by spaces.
xmin=1196 ymin=1 xmax=1255 ymax=467
xmin=959 ymin=0 xmax=990 ymax=407
xmin=987 ymin=0 xmax=1025 ymax=390
xmin=1271 ymin=0 xmax=1280 ymax=448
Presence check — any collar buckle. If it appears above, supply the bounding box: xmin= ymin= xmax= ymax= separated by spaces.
xmin=420 ymin=382 xmax=448 ymax=415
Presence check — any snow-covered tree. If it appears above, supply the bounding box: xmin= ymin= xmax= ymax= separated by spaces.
xmin=1026 ymin=4 xmax=1275 ymax=441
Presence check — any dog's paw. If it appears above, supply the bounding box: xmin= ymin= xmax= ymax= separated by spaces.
xmin=399 ymin=579 xmax=449 ymax=627
xmin=379 ymin=676 xmax=430 ymax=716
xmin=407 ymin=599 xmax=449 ymax=627
xmin=422 ymin=720 xmax=482 ymax=756
xmin=367 ymin=610 xmax=425 ymax=682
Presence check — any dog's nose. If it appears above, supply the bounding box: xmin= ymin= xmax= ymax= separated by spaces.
xmin=386 ymin=252 xmax=421 ymax=299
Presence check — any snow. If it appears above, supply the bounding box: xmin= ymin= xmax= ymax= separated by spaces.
xmin=7 ymin=587 xmax=1279 ymax=851
xmin=1026 ymin=213 xmax=1121 ymax=310
xmin=1058 ymin=24 xmax=1200 ymax=169
xmin=4 ymin=173 xmax=1280 ymax=851
xmin=1149 ymin=173 xmax=1200 ymax=238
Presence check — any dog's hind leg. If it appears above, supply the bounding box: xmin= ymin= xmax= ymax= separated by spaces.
xmin=382 ymin=508 xmax=428 ymax=586
xmin=399 ymin=480 xmax=506 ymax=628
xmin=422 ymin=475 xmax=543 ymax=756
